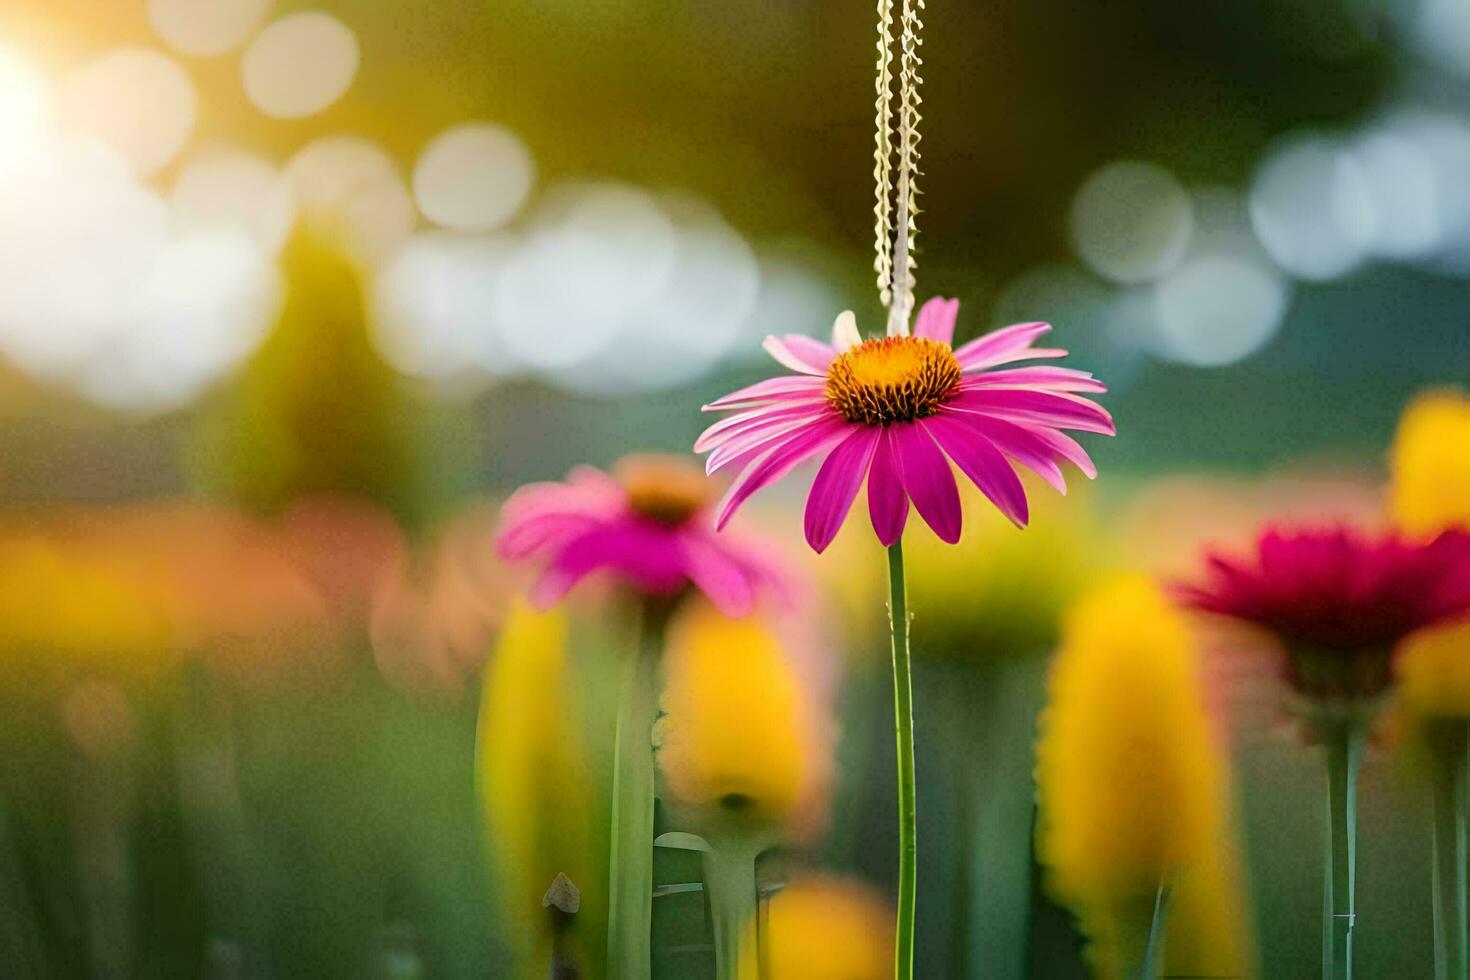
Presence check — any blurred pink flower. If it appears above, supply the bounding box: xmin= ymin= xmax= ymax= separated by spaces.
xmin=496 ymin=455 xmax=789 ymax=617
xmin=695 ymin=297 xmax=1112 ymax=553
xmin=1178 ymin=525 xmax=1470 ymax=699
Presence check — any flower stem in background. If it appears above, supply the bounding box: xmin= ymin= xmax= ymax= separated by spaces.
xmin=175 ymin=665 xmax=266 ymax=974
xmin=1140 ymin=881 xmax=1172 ymax=979
xmin=543 ymin=873 xmax=582 ymax=980
xmin=1429 ymin=719 xmax=1470 ymax=980
xmin=607 ymin=604 xmax=665 ymax=979
xmin=0 ymin=793 xmax=46 ymax=976
xmin=888 ymin=540 xmax=917 ymax=979
xmin=1323 ymin=722 xmax=1365 ymax=980
xmin=700 ymin=837 xmax=761 ymax=980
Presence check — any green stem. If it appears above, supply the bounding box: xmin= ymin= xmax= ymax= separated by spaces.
xmin=175 ymin=664 xmax=264 ymax=972
xmin=607 ymin=605 xmax=664 ymax=979
xmin=1430 ymin=720 xmax=1470 ymax=980
xmin=702 ymin=838 xmax=760 ymax=980
xmin=0 ymin=793 xmax=46 ymax=976
xmin=887 ymin=540 xmax=917 ymax=980
xmin=1323 ymin=722 xmax=1365 ymax=980
xmin=1139 ymin=881 xmax=1172 ymax=979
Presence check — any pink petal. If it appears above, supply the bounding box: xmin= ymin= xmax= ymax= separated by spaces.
xmin=715 ymin=417 xmax=852 ymax=530
xmin=1025 ymin=425 xmax=1098 ymax=479
xmin=694 ymin=399 xmax=831 ymax=453
xmin=497 ymin=511 xmax=604 ymax=560
xmin=977 ymin=347 xmax=1069 ymax=369
xmin=923 ymin=415 xmax=1030 ymax=527
xmin=867 ymin=428 xmax=909 ymax=547
xmin=565 ymin=465 xmax=621 ymax=493
xmin=966 ymin=417 xmax=1069 ymax=494
xmin=804 ymin=426 xmax=881 ymax=553
xmin=705 ymin=407 xmax=836 ymax=475
xmin=679 ymin=534 xmax=756 ymax=617
xmin=762 ymin=335 xmax=838 ymax=375
xmin=891 ymin=423 xmax=962 ymax=544
xmin=963 ymin=366 xmax=1107 ymax=393
xmin=704 ymin=376 xmax=826 ymax=411
xmin=913 ymin=296 xmax=960 ymax=345
xmin=947 ymin=388 xmax=1115 ymax=435
xmin=953 ymin=322 xmax=1051 ymax=370
xmin=525 ymin=533 xmax=610 ymax=608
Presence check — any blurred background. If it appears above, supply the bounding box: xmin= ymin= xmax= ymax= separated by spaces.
xmin=0 ymin=0 xmax=1467 ymax=976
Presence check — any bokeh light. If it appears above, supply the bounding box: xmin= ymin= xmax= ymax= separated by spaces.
xmin=78 ymin=227 xmax=280 ymax=410
xmin=1069 ymin=160 xmax=1193 ymax=285
xmin=241 ymin=12 xmax=360 ymax=119
xmin=1347 ymin=123 xmax=1441 ymax=262
xmin=1153 ymin=255 xmax=1289 ymax=368
xmin=170 ymin=146 xmax=296 ymax=253
xmin=148 ymin=0 xmax=275 ymax=58
xmin=555 ymin=195 xmax=759 ymax=394
xmin=1382 ymin=111 xmax=1470 ymax=277
xmin=494 ymin=182 xmax=676 ymax=375
xmin=412 ymin=123 xmax=536 ymax=231
xmin=1248 ymin=133 xmax=1375 ymax=281
xmin=1147 ymin=186 xmax=1291 ymax=368
xmin=1411 ymin=0 xmax=1470 ymax=79
xmin=374 ymin=231 xmax=519 ymax=385
xmin=0 ymin=133 xmax=169 ymax=378
xmin=0 ymin=45 xmax=52 ymax=174
xmin=284 ymin=135 xmax=416 ymax=265
xmin=57 ymin=47 xmax=197 ymax=176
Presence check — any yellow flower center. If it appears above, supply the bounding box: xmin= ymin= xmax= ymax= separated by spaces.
xmin=615 ymin=454 xmax=710 ymax=525
xmin=825 ymin=336 xmax=962 ymax=426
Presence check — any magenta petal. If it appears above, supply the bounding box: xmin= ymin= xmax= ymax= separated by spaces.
xmin=924 ymin=415 xmax=1030 ymax=527
xmin=891 ymin=423 xmax=962 ymax=543
xmin=694 ymin=399 xmax=829 ymax=453
xmin=705 ymin=407 xmax=835 ymax=475
xmin=948 ymin=388 xmax=1115 ymax=436
xmin=679 ymin=534 xmax=755 ymax=617
xmin=867 ymin=428 xmax=909 ymax=546
xmin=1026 ymin=425 xmax=1098 ymax=479
xmin=967 ymin=416 xmax=1069 ymax=494
xmin=525 ymin=535 xmax=605 ymax=608
xmin=953 ymin=322 xmax=1050 ymax=369
xmin=804 ymin=426 xmax=881 ymax=553
xmin=762 ymin=334 xmax=838 ymax=375
xmin=716 ymin=417 xmax=852 ymax=530
xmin=913 ymin=296 xmax=959 ymax=345
xmin=964 ymin=366 xmax=1107 ymax=393
xmin=704 ymin=375 xmax=826 ymax=411
xmin=497 ymin=512 xmax=602 ymax=560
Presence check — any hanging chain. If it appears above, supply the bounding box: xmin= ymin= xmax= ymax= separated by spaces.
xmin=875 ymin=0 xmax=924 ymax=335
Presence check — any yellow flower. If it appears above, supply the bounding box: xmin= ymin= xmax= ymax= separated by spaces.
xmin=906 ymin=478 xmax=1104 ymax=659
xmin=0 ymin=535 xmax=176 ymax=670
xmin=476 ymin=601 xmax=595 ymax=976
xmin=1036 ymin=575 xmax=1250 ymax=978
xmin=1399 ymin=618 xmax=1470 ymax=720
xmin=738 ymin=873 xmax=892 ymax=980
xmin=1390 ymin=388 xmax=1470 ymax=536
xmin=657 ymin=601 xmax=832 ymax=836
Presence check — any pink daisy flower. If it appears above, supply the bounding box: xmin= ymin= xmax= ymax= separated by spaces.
xmin=1178 ymin=525 xmax=1470 ymax=699
xmin=496 ymin=455 xmax=788 ymax=618
xmin=695 ymin=297 xmax=1114 ymax=553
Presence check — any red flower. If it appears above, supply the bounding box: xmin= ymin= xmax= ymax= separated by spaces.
xmin=1178 ymin=525 xmax=1470 ymax=699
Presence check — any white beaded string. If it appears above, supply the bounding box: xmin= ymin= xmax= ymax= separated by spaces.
xmin=876 ymin=0 xmax=924 ymax=336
